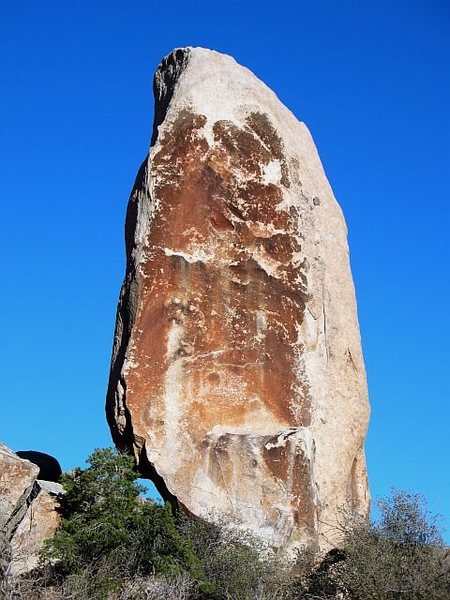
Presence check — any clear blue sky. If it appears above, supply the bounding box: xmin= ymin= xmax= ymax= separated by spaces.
xmin=1 ymin=1 xmax=448 ymax=535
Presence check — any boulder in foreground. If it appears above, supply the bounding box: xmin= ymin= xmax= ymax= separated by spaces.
xmin=0 ymin=443 xmax=63 ymax=575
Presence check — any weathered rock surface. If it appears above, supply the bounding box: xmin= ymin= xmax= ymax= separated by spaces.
xmin=0 ymin=444 xmax=63 ymax=575
xmin=106 ymin=47 xmax=370 ymax=552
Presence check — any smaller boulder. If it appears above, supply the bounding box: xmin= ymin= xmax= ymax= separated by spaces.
xmin=0 ymin=444 xmax=39 ymax=532
xmin=16 ymin=450 xmax=62 ymax=482
xmin=0 ymin=444 xmax=64 ymax=576
xmin=9 ymin=479 xmax=64 ymax=575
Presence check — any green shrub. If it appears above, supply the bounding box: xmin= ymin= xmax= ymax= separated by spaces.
xmin=36 ymin=450 xmax=448 ymax=600
xmin=40 ymin=447 xmax=294 ymax=599
xmin=178 ymin=514 xmax=294 ymax=599
xmin=41 ymin=448 xmax=205 ymax=596
xmin=302 ymin=490 xmax=450 ymax=600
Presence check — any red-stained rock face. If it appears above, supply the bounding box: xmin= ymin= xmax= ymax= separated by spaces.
xmin=106 ymin=48 xmax=370 ymax=552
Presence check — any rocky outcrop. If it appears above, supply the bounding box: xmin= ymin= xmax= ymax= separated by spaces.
xmin=0 ymin=444 xmax=63 ymax=575
xmin=16 ymin=450 xmax=62 ymax=483
xmin=106 ymin=47 xmax=370 ymax=552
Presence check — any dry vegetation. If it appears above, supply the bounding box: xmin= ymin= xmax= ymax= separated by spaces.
xmin=1 ymin=448 xmax=448 ymax=599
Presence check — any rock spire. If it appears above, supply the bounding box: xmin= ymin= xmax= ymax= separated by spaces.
xmin=106 ymin=47 xmax=370 ymax=552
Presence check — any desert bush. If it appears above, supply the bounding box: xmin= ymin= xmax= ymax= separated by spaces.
xmin=0 ymin=570 xmax=198 ymax=600
xmin=178 ymin=514 xmax=294 ymax=599
xmin=119 ymin=573 xmax=197 ymax=599
xmin=39 ymin=448 xmax=205 ymax=596
xmin=300 ymin=489 xmax=450 ymax=600
xmin=4 ymin=448 xmax=445 ymax=600
xmin=38 ymin=446 xmax=294 ymax=599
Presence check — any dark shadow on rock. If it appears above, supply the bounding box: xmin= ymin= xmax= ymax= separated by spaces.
xmin=16 ymin=450 xmax=62 ymax=482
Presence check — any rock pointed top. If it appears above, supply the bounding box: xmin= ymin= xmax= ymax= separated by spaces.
xmin=151 ymin=47 xmax=302 ymax=148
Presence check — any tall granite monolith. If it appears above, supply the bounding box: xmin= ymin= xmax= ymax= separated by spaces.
xmin=106 ymin=47 xmax=370 ymax=552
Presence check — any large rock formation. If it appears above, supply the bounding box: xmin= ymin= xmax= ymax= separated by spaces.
xmin=0 ymin=444 xmax=64 ymax=575
xmin=106 ymin=47 xmax=370 ymax=552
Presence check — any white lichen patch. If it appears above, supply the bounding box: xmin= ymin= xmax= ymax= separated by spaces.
xmin=295 ymin=309 xmax=318 ymax=352
xmin=261 ymin=159 xmax=282 ymax=185
xmin=164 ymin=247 xmax=213 ymax=264
xmin=162 ymin=320 xmax=185 ymax=464
xmin=250 ymin=249 xmax=282 ymax=279
xmin=246 ymin=221 xmax=288 ymax=239
xmin=255 ymin=310 xmax=267 ymax=342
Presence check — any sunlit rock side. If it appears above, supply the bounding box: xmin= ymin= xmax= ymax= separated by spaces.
xmin=106 ymin=47 xmax=370 ymax=552
xmin=0 ymin=444 xmax=64 ymax=575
